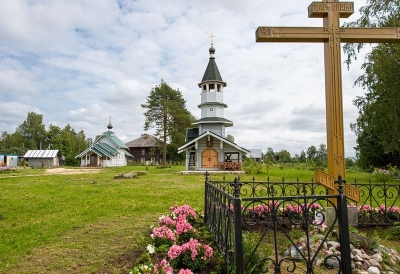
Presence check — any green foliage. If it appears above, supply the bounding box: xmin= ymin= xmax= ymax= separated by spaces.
xmin=243 ymin=157 xmax=268 ymax=174
xmin=15 ymin=112 xmax=46 ymax=150
xmin=241 ymin=231 xmax=275 ymax=274
xmin=0 ymin=112 xmax=88 ymax=163
xmin=344 ymin=0 xmax=400 ymax=169
xmin=141 ymin=80 xmax=193 ymax=165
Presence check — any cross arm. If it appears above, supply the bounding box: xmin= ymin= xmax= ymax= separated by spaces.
xmin=340 ymin=28 xmax=400 ymax=43
xmin=256 ymin=27 xmax=329 ymax=42
xmin=256 ymin=26 xmax=400 ymax=43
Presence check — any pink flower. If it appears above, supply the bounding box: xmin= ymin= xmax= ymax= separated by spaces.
xmin=175 ymin=219 xmax=195 ymax=235
xmin=167 ymin=244 xmax=182 ymax=260
xmin=152 ymin=225 xmax=176 ymax=242
xmin=170 ymin=204 xmax=197 ymax=220
xmin=154 ymin=259 xmax=173 ymax=274
xmin=177 ymin=269 xmax=193 ymax=274
xmin=159 ymin=216 xmax=177 ymax=227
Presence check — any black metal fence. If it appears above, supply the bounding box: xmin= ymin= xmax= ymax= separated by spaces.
xmin=350 ymin=179 xmax=400 ymax=226
xmin=204 ymin=173 xmax=391 ymax=274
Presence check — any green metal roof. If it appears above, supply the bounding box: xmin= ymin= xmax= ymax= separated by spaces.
xmin=99 ymin=131 xmax=129 ymax=149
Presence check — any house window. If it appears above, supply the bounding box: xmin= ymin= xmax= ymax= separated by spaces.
xmin=210 ymin=108 xmax=213 ymax=112
xmin=142 ymin=149 xmax=145 ymax=155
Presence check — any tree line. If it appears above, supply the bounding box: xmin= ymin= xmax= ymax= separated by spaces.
xmin=0 ymin=112 xmax=87 ymax=166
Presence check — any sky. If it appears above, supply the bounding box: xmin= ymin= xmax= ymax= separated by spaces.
xmin=0 ymin=0 xmax=371 ymax=157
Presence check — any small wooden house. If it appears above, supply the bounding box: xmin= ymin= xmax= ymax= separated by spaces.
xmin=23 ymin=150 xmax=62 ymax=167
xmin=76 ymin=122 xmax=133 ymax=167
xmin=125 ymin=134 xmax=162 ymax=165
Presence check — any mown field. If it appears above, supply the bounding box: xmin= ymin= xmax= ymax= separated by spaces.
xmin=0 ymin=165 xmax=396 ymax=273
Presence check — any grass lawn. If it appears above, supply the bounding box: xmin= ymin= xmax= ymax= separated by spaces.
xmin=0 ymin=165 xmax=397 ymax=273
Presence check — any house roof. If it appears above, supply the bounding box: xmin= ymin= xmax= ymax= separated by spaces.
xmin=248 ymin=149 xmax=263 ymax=159
xmin=125 ymin=134 xmax=160 ymax=148
xmin=24 ymin=150 xmax=61 ymax=158
xmin=178 ymin=130 xmax=250 ymax=154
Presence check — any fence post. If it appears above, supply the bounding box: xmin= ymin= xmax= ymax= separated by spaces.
xmin=231 ymin=177 xmax=244 ymax=274
xmin=335 ymin=174 xmax=352 ymax=273
xmin=204 ymin=172 xmax=209 ymax=223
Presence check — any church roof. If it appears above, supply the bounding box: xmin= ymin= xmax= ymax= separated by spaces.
xmin=200 ymin=45 xmax=227 ymax=86
xmin=178 ymin=130 xmax=250 ymax=154
xmin=192 ymin=117 xmax=233 ymax=127
xmin=75 ymin=127 xmax=132 ymax=158
xmin=95 ymin=131 xmax=129 ymax=149
xmin=125 ymin=134 xmax=160 ymax=148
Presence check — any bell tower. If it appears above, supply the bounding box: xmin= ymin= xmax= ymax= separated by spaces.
xmin=193 ymin=42 xmax=233 ymax=136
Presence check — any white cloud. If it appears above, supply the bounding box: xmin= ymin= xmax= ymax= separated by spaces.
xmin=0 ymin=0 xmax=372 ymax=157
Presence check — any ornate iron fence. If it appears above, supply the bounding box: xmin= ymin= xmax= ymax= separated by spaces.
xmin=349 ymin=179 xmax=400 ymax=226
xmin=204 ymin=173 xmax=353 ymax=274
xmin=206 ymin=175 xmax=400 ymax=226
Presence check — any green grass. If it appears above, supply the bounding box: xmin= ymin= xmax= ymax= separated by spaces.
xmin=0 ymin=165 xmax=397 ymax=273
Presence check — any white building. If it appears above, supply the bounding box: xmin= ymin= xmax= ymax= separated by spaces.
xmin=76 ymin=121 xmax=132 ymax=167
xmin=178 ymin=43 xmax=249 ymax=171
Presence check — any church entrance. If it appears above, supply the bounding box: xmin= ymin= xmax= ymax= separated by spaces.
xmin=202 ymin=148 xmax=218 ymax=168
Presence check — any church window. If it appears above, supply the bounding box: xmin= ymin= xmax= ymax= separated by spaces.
xmin=209 ymin=84 xmax=215 ymax=92
xmin=217 ymin=84 xmax=221 ymax=91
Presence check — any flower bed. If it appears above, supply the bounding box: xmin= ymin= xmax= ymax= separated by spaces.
xmin=131 ymin=204 xmax=217 ymax=274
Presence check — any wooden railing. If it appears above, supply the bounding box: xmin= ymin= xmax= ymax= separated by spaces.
xmin=218 ymin=161 xmax=242 ymax=171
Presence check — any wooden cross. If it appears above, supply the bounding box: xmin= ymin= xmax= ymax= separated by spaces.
xmin=256 ymin=0 xmax=400 ymax=192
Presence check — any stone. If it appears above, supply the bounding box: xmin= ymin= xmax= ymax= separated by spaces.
xmin=355 ymin=261 xmax=363 ymax=269
xmin=368 ymin=259 xmax=381 ymax=268
xmin=370 ymin=253 xmax=382 ymax=262
xmin=326 ymin=258 xmax=340 ymax=269
xmin=326 ymin=206 xmax=358 ymax=226
xmin=367 ymin=266 xmax=380 ymax=274
xmin=363 ymin=260 xmax=371 ymax=270
xmin=327 ymin=241 xmax=340 ymax=249
xmin=352 ymin=248 xmax=363 ymax=256
xmin=353 ymin=255 xmax=364 ymax=262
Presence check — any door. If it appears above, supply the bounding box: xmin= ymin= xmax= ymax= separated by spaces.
xmin=202 ymin=148 xmax=218 ymax=168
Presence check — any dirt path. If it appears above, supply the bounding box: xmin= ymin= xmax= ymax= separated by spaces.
xmin=45 ymin=167 xmax=101 ymax=175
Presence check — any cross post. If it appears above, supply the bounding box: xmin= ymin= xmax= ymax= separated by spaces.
xmin=256 ymin=0 xmax=400 ymax=195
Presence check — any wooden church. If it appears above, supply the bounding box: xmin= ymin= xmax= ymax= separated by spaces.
xmin=178 ymin=43 xmax=249 ymax=171
xmin=76 ymin=119 xmax=133 ymax=167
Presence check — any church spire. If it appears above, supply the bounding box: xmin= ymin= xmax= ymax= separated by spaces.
xmin=200 ymin=38 xmax=226 ymax=85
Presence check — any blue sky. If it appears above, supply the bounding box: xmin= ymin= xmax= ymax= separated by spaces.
xmin=0 ymin=0 xmax=370 ymax=157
